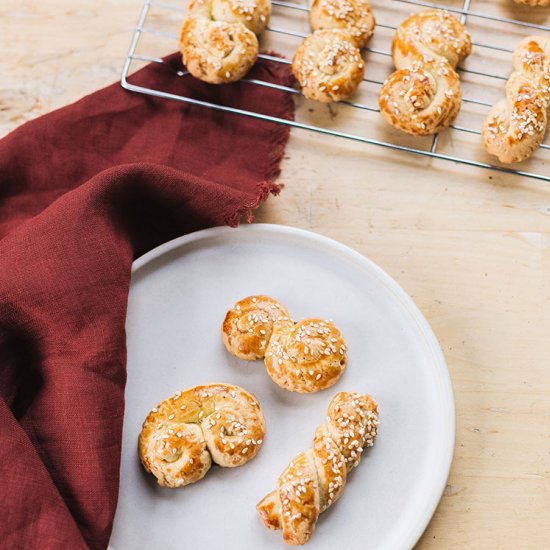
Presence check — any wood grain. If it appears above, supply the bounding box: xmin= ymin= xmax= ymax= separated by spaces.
xmin=1 ymin=1 xmax=550 ymax=548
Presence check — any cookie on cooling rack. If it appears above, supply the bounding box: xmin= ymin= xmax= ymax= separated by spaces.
xmin=310 ymin=0 xmax=375 ymax=49
xmin=292 ymin=29 xmax=365 ymax=103
xmin=180 ymin=17 xmax=259 ymax=84
xmin=180 ymin=0 xmax=272 ymax=84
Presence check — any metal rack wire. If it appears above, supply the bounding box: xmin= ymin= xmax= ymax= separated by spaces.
xmin=121 ymin=0 xmax=550 ymax=182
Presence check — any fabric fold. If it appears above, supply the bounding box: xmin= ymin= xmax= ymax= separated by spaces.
xmin=0 ymin=53 xmax=293 ymax=549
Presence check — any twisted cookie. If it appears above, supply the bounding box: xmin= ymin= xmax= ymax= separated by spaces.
xmin=222 ymin=295 xmax=292 ymax=360
xmin=265 ymin=318 xmax=347 ymax=393
xmin=379 ymin=10 xmax=472 ymax=136
xmin=188 ymin=0 xmax=271 ymax=35
xmin=139 ymin=384 xmax=265 ymax=488
xmin=292 ymin=29 xmax=366 ymax=103
xmin=257 ymin=392 xmax=379 ymax=545
xmin=292 ymin=0 xmax=373 ymax=103
xmin=482 ymin=36 xmax=550 ymax=163
xmin=180 ymin=0 xmax=271 ymax=84
xmin=310 ymin=0 xmax=375 ymax=49
xmin=222 ymin=296 xmax=347 ymax=393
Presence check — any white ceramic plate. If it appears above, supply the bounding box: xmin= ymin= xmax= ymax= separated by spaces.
xmin=109 ymin=224 xmax=454 ymax=550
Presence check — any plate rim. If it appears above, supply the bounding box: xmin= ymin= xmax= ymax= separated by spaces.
xmin=129 ymin=223 xmax=455 ymax=550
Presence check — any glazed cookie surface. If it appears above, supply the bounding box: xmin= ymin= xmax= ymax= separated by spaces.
xmin=139 ymin=383 xmax=266 ymax=488
xmin=265 ymin=318 xmax=348 ymax=393
xmin=378 ymin=9 xmax=472 ymax=135
xmin=482 ymin=36 xmax=550 ymax=163
xmin=180 ymin=17 xmax=259 ymax=84
xmin=292 ymin=29 xmax=365 ymax=103
xmin=310 ymin=0 xmax=375 ymax=49
xmin=257 ymin=392 xmax=379 ymax=545
xmin=222 ymin=295 xmax=292 ymax=360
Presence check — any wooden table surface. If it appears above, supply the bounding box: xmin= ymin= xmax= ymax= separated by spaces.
xmin=2 ymin=1 xmax=550 ymax=548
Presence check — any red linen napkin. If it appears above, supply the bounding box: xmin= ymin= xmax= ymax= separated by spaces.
xmin=0 ymin=52 xmax=293 ymax=549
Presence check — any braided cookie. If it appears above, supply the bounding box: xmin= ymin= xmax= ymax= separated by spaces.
xmin=139 ymin=384 xmax=266 ymax=488
xmin=482 ymin=36 xmax=550 ymax=163
xmin=257 ymin=392 xmax=379 ymax=545
xmin=180 ymin=0 xmax=271 ymax=84
xmin=378 ymin=10 xmax=472 ymax=136
xmin=292 ymin=29 xmax=365 ymax=103
xmin=222 ymin=296 xmax=348 ymax=392
xmin=310 ymin=0 xmax=375 ymax=49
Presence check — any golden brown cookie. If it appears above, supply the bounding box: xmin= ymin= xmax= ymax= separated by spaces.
xmin=378 ymin=9 xmax=472 ymax=136
xmin=188 ymin=0 xmax=272 ymax=35
xmin=222 ymin=295 xmax=292 ymax=360
xmin=265 ymin=318 xmax=347 ymax=393
xmin=292 ymin=29 xmax=365 ymax=103
xmin=180 ymin=17 xmax=259 ymax=84
xmin=139 ymin=384 xmax=266 ymax=488
xmin=310 ymin=0 xmax=375 ymax=49
xmin=482 ymin=36 xmax=550 ymax=163
xmin=257 ymin=392 xmax=379 ymax=545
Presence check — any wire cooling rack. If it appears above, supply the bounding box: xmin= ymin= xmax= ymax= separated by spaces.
xmin=121 ymin=0 xmax=550 ymax=181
